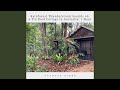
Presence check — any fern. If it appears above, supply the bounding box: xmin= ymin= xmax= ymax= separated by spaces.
xmin=53 ymin=53 xmax=66 ymax=64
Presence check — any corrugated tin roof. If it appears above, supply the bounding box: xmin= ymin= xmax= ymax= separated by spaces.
xmin=71 ymin=36 xmax=94 ymax=40
xmin=80 ymin=25 xmax=94 ymax=32
xmin=69 ymin=25 xmax=94 ymax=38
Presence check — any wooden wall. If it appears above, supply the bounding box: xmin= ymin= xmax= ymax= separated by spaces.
xmin=75 ymin=37 xmax=94 ymax=60
xmin=69 ymin=27 xmax=94 ymax=60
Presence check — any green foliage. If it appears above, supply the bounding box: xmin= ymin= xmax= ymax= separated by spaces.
xmin=59 ymin=40 xmax=68 ymax=54
xmin=26 ymin=55 xmax=37 ymax=72
xmin=26 ymin=23 xmax=42 ymax=57
xmin=68 ymin=57 xmax=80 ymax=64
xmin=67 ymin=54 xmax=80 ymax=64
xmin=69 ymin=45 xmax=77 ymax=54
xmin=26 ymin=23 xmax=39 ymax=43
xmin=53 ymin=53 xmax=66 ymax=63
xmin=26 ymin=55 xmax=46 ymax=72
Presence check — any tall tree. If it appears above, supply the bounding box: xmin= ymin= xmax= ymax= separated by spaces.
xmin=63 ymin=23 xmax=69 ymax=58
xmin=68 ymin=23 xmax=73 ymax=37
xmin=54 ymin=23 xmax=56 ymax=40
xmin=39 ymin=23 xmax=48 ymax=59
xmin=61 ymin=23 xmax=64 ymax=39
xmin=64 ymin=23 xmax=67 ymax=37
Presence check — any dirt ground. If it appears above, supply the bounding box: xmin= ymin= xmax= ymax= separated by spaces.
xmin=38 ymin=59 xmax=94 ymax=72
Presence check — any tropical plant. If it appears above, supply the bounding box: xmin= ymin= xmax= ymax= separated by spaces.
xmin=53 ymin=53 xmax=66 ymax=64
xmin=68 ymin=58 xmax=80 ymax=64
xmin=67 ymin=54 xmax=80 ymax=64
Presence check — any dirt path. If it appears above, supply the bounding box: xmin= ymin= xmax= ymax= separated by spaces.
xmin=66 ymin=62 xmax=94 ymax=72
xmin=38 ymin=60 xmax=94 ymax=72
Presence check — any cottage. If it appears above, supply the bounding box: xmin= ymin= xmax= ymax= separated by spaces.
xmin=69 ymin=26 xmax=94 ymax=60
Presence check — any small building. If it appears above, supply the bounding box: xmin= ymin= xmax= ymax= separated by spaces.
xmin=69 ymin=26 xmax=94 ymax=60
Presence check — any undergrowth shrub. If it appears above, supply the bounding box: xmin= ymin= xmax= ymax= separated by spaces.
xmin=53 ymin=53 xmax=66 ymax=64
xmin=26 ymin=55 xmax=46 ymax=72
xmin=67 ymin=54 xmax=80 ymax=64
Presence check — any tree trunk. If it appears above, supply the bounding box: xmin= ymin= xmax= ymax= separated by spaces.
xmin=61 ymin=23 xmax=64 ymax=39
xmin=64 ymin=23 xmax=67 ymax=37
xmin=54 ymin=23 xmax=56 ymax=40
xmin=63 ymin=23 xmax=69 ymax=59
xmin=39 ymin=23 xmax=48 ymax=59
